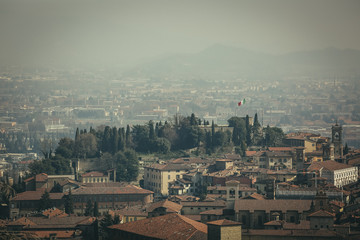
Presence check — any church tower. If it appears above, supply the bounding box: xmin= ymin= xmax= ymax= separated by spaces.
xmin=331 ymin=122 xmax=343 ymax=160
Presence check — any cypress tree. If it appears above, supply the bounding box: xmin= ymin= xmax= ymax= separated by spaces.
xmin=84 ymin=199 xmax=93 ymax=216
xmin=149 ymin=121 xmax=155 ymax=140
xmin=93 ymin=201 xmax=99 ymax=217
xmin=38 ymin=190 xmax=52 ymax=211
xmin=75 ymin=128 xmax=80 ymax=142
xmin=65 ymin=189 xmax=74 ymax=214
xmin=125 ymin=125 xmax=131 ymax=148
xmin=112 ymin=127 xmax=119 ymax=154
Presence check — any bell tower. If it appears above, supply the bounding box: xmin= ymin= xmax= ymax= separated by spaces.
xmin=331 ymin=122 xmax=343 ymax=160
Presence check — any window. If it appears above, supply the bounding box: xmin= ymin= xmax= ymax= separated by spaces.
xmin=242 ymin=215 xmax=247 ymax=225
xmin=168 ymin=175 xmax=170 ymax=180
xmin=258 ymin=216 xmax=262 ymax=226
xmin=290 ymin=216 xmax=295 ymax=223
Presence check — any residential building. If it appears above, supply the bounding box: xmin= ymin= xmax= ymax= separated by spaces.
xmin=308 ymin=160 xmax=358 ymax=188
xmin=108 ymin=213 xmax=208 ymax=240
xmin=80 ymin=171 xmax=109 ymax=183
xmin=71 ymin=183 xmax=153 ymax=214
xmin=144 ymin=163 xmax=193 ymax=196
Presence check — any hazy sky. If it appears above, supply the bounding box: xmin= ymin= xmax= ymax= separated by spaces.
xmin=0 ymin=0 xmax=359 ymax=68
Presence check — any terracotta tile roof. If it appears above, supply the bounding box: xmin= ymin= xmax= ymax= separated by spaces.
xmin=207 ymin=219 xmax=241 ymax=226
xmin=308 ymin=210 xmax=335 ymax=218
xmin=27 ymin=230 xmax=78 ymax=239
xmin=147 ymin=200 xmax=182 ymax=213
xmin=234 ymin=200 xmax=312 ymax=213
xmin=7 ymin=217 xmax=36 ymax=226
xmin=112 ymin=205 xmax=148 ymax=217
xmin=330 ymin=200 xmax=345 ymax=208
xmin=25 ymin=216 xmax=95 ymax=229
xmin=241 ymin=193 xmax=265 ymax=200
xmin=264 ymin=220 xmax=284 ymax=226
xmin=108 ymin=213 xmax=207 ymax=240
xmin=308 ymin=160 xmax=353 ymax=172
xmin=245 ymin=151 xmax=257 ymax=157
xmin=24 ymin=176 xmax=34 ymax=183
xmin=35 ymin=173 xmax=48 ymax=182
xmin=41 ymin=208 xmax=68 ymax=218
xmin=81 ymin=171 xmax=105 ymax=177
xmin=12 ymin=190 xmax=64 ymax=201
xmin=71 ymin=184 xmax=153 ymax=195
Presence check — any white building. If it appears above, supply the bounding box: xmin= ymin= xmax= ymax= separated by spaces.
xmin=308 ymin=160 xmax=358 ymax=188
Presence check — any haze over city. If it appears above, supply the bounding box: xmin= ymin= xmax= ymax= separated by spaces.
xmin=1 ymin=1 xmax=360 ymax=240
xmin=1 ymin=0 xmax=360 ymax=70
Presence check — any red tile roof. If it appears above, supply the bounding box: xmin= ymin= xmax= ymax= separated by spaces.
xmin=41 ymin=208 xmax=68 ymax=218
xmin=12 ymin=190 xmax=64 ymax=201
xmin=108 ymin=213 xmax=207 ymax=240
xmin=308 ymin=210 xmax=335 ymax=218
xmin=71 ymin=184 xmax=153 ymax=195
xmin=35 ymin=173 xmax=48 ymax=182
xmin=147 ymin=200 xmax=182 ymax=213
xmin=308 ymin=161 xmax=353 ymax=172
xmin=207 ymin=219 xmax=241 ymax=226
xmin=27 ymin=230 xmax=78 ymax=239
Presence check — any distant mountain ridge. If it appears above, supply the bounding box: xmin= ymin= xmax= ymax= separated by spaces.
xmin=125 ymin=44 xmax=360 ymax=79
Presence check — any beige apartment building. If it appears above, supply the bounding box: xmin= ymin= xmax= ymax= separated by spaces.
xmin=144 ymin=163 xmax=193 ymax=196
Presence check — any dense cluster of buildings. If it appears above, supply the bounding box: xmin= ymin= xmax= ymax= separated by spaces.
xmin=0 ymin=123 xmax=358 ymax=239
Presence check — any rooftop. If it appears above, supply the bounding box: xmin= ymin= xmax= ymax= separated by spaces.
xmin=108 ymin=213 xmax=207 ymax=240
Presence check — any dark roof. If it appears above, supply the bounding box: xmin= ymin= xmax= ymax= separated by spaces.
xmin=7 ymin=216 xmax=95 ymax=229
xmin=108 ymin=213 xmax=207 ymax=240
xmin=234 ymin=200 xmax=312 ymax=213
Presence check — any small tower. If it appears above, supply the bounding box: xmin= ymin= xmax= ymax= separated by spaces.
xmin=331 ymin=122 xmax=344 ymax=160
xmin=295 ymin=147 xmax=305 ymax=170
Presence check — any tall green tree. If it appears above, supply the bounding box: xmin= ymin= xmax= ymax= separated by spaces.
xmin=264 ymin=125 xmax=285 ymax=147
xmin=125 ymin=125 xmax=132 ymax=148
xmin=93 ymin=201 xmax=99 ymax=217
xmin=38 ymin=190 xmax=52 ymax=211
xmin=245 ymin=115 xmax=252 ymax=146
xmin=64 ymin=190 xmax=74 ymax=214
xmin=84 ymin=199 xmax=93 ymax=216
xmin=111 ymin=127 xmax=119 ymax=155
xmin=0 ymin=181 xmax=15 ymax=204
